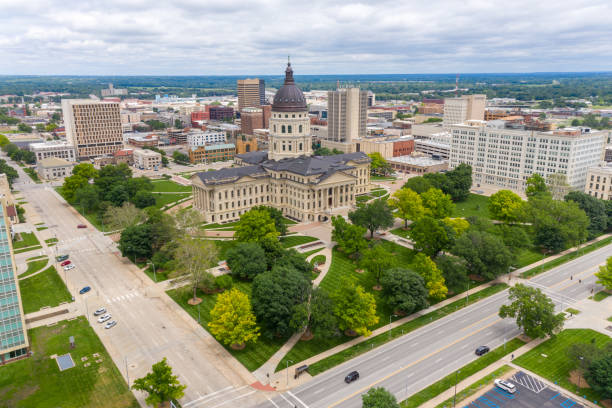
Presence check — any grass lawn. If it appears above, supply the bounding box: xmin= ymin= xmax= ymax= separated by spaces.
xmin=0 ymin=316 xmax=138 ymax=408
xmin=522 ymin=235 xmax=612 ymax=278
xmin=14 ymin=246 xmax=43 ymax=254
xmin=36 ymin=226 xmax=48 ymax=231
xmin=301 ymin=283 xmax=508 ymax=375
xmin=45 ymin=238 xmax=58 ymax=244
xmin=401 ymin=338 xmax=525 ymax=407
xmin=19 ymin=266 xmax=72 ymax=314
xmin=434 ymin=365 xmax=513 ymax=408
xmin=153 ymin=192 xmax=191 ymax=209
xmin=166 ymin=278 xmax=286 ymax=372
xmin=310 ymin=255 xmax=326 ymax=266
xmin=302 ymin=248 xmax=324 ymax=258
xmin=565 ymin=307 xmax=580 ymax=315
xmin=371 ymin=189 xmax=387 ymax=197
xmin=279 ymin=235 xmax=319 ymax=248
xmin=371 ymin=175 xmax=397 ymax=181
xmin=514 ymin=329 xmax=611 ymax=404
xmin=514 ymin=247 xmax=545 ymax=268
xmin=592 ymin=290 xmax=610 ymax=301
xmin=143 ymin=265 xmax=172 ymax=282
xmin=607 ymin=316 xmax=612 ymax=322
xmin=23 ymin=167 xmax=42 ymax=183
xmin=453 ymin=194 xmax=490 ymax=219
xmin=26 ymin=255 xmax=47 ymax=262
xmin=12 ymin=232 xmax=40 ymax=249
xmin=390 ymin=227 xmax=411 ymax=239
xmin=151 ymin=179 xmax=192 ymax=193
xmin=20 ymin=258 xmax=49 ymax=278
xmin=201 ymin=221 xmax=241 ymax=230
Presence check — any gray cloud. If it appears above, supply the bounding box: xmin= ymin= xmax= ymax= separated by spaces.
xmin=0 ymin=0 xmax=610 ymax=74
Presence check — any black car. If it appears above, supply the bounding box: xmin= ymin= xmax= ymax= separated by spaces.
xmin=475 ymin=346 xmax=490 ymax=356
xmin=345 ymin=371 xmax=359 ymax=383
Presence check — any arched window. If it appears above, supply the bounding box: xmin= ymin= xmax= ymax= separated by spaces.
xmin=281 ymin=125 xmax=286 ymax=133
xmin=299 ymin=125 xmax=302 ymax=133
xmin=288 ymin=125 xmax=292 ymax=133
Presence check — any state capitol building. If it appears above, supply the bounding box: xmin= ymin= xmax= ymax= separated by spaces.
xmin=191 ymin=62 xmax=371 ymax=223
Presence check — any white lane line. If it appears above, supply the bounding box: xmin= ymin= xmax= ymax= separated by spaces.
xmin=208 ymin=390 xmax=256 ymax=408
xmin=287 ymin=391 xmax=310 ymax=408
xmin=266 ymin=395 xmax=280 ymax=408
xmin=182 ymin=385 xmax=233 ymax=407
xmin=279 ymin=393 xmax=295 ymax=407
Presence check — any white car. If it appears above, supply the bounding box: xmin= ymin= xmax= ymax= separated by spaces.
xmin=63 ymin=264 xmax=75 ymax=271
xmin=93 ymin=307 xmax=106 ymax=316
xmin=494 ymin=379 xmax=516 ymax=394
xmin=97 ymin=314 xmax=111 ymax=323
xmin=104 ymin=320 xmax=117 ymax=329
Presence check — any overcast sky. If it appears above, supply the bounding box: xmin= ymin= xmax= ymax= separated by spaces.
xmin=1 ymin=0 xmax=611 ymax=75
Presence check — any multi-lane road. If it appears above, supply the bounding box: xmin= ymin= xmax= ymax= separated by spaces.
xmin=256 ymin=240 xmax=611 ymax=408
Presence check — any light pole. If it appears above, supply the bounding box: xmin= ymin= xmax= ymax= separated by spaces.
xmin=578 ymin=356 xmax=584 ymax=388
xmin=125 ymin=355 xmax=130 ymax=387
xmin=453 ymin=369 xmax=461 ymax=407
xmin=198 ymin=303 xmax=201 ymax=323
xmin=389 ymin=314 xmax=397 ymax=339
xmin=147 ymin=261 xmax=157 ymax=282
xmin=466 ymin=281 xmax=470 ymax=306
xmin=286 ymin=359 xmax=294 ymax=385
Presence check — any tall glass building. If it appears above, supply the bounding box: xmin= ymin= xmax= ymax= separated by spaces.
xmin=0 ymin=199 xmax=29 ymax=363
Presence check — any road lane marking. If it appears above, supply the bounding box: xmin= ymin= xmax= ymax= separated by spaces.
xmin=287 ymin=391 xmax=309 ymax=408
xmin=328 ymin=318 xmax=503 ymax=408
xmin=183 ymin=385 xmax=233 ymax=406
xmin=207 ymin=390 xmax=256 ymax=408
xmin=266 ymin=395 xmax=280 ymax=408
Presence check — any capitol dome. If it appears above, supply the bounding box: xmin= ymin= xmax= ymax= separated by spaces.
xmin=272 ymin=62 xmax=307 ymax=112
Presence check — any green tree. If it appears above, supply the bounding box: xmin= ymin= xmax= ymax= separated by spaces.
xmin=172 ymin=150 xmax=190 ymax=164
xmin=436 ymin=255 xmax=469 ymax=293
xmin=132 ymin=358 xmax=186 ymax=407
xmin=234 ymin=209 xmax=279 ymax=243
xmin=331 ymin=281 xmax=379 ymax=336
xmin=595 ymin=256 xmax=612 ymax=290
xmin=0 ymin=160 xmax=18 ymax=186
xmin=411 ymin=253 xmax=447 ymax=300
xmin=565 ymin=191 xmax=607 ymax=238
xmin=72 ymin=163 xmax=98 ymax=180
xmin=368 ymin=152 xmax=392 ymax=176
xmin=362 ymin=387 xmax=399 ymax=408
xmin=452 ymin=230 xmax=514 ymax=280
xmin=420 ymin=188 xmax=455 ymax=219
xmin=388 ymin=188 xmax=424 ymax=228
xmin=445 ymin=163 xmax=472 ymax=201
xmin=171 ymin=239 xmax=218 ymax=304
xmin=331 ymin=215 xmax=368 ymax=257
xmin=499 ymin=284 xmax=564 ymax=339
xmin=381 ymin=267 xmax=428 ymax=315
xmin=409 ymin=216 xmax=453 ymax=257
xmin=290 ymin=287 xmax=337 ymax=339
xmin=61 ymin=175 xmax=89 ymax=201
xmin=74 ymin=184 xmax=99 ymax=213
xmin=208 ymin=288 xmax=260 ymax=348
xmin=251 ymin=266 xmax=311 ymax=337
xmin=402 ymin=176 xmax=432 ymax=194
xmin=119 ymin=224 xmax=154 ymax=261
xmin=133 ymin=190 xmax=156 ymax=208
xmin=360 ymin=244 xmax=395 ymax=288
xmin=126 ymin=176 xmax=154 ymax=198
xmin=17 ymin=123 xmax=32 ymax=133
xmin=108 ymin=184 xmax=130 ymax=207
xmin=226 ymin=242 xmax=267 ymax=280
xmin=146 ymin=208 xmax=178 ymax=252
xmin=348 ymin=199 xmax=394 ymax=238
xmin=174 ymin=207 xmax=204 ymax=235
xmin=104 ymin=202 xmax=146 ymax=230
xmin=252 ymin=205 xmax=288 ymax=236
xmin=525 ymin=173 xmax=548 ymax=198
xmin=586 ymin=353 xmax=612 ymax=399
xmin=488 ymin=190 xmax=524 ymax=223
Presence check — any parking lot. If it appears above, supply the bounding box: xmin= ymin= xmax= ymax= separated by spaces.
xmin=463 ymin=371 xmax=583 ymax=408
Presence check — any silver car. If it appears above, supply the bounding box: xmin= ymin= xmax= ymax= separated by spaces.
xmin=97 ymin=314 xmax=111 ymax=323
xmin=104 ymin=320 xmax=117 ymax=329
xmin=93 ymin=307 xmax=106 ymax=316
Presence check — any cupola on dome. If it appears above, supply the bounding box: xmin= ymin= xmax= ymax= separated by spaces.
xmin=272 ymin=62 xmax=307 ymax=112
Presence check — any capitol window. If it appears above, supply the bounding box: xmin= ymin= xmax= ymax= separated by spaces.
xmin=282 ymin=125 xmax=286 ymax=133
xmin=288 ymin=125 xmax=292 ymax=133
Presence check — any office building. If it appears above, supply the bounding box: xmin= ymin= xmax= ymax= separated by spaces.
xmin=133 ymin=149 xmax=162 ymax=170
xmin=29 ymin=141 xmax=76 ymax=162
xmin=189 ymin=143 xmax=235 ymax=164
xmin=209 ymin=106 xmax=234 ymax=121
xmin=36 ymin=157 xmax=75 ymax=180
xmin=328 ymin=88 xmax=368 ymax=143
xmin=443 ymin=94 xmax=486 ymax=129
xmin=0 ymin=199 xmax=29 ymax=364
xmin=186 ymin=130 xmax=227 ymax=147
xmin=101 ymin=83 xmax=127 ymax=97
xmin=240 ymin=107 xmax=263 ymax=136
xmin=236 ymin=136 xmax=258 ymax=154
xmin=388 ymin=155 xmax=449 ymax=174
xmin=61 ymin=99 xmax=123 ymax=159
xmin=367 ymin=91 xmax=375 ymax=107
xmin=585 ymin=165 xmax=612 ymax=200
xmin=237 ymin=78 xmax=265 ymax=109
xmin=191 ymin=63 xmax=371 ymax=224
xmin=415 ymin=139 xmax=451 ymax=159
xmin=450 ymin=121 xmax=605 ymax=192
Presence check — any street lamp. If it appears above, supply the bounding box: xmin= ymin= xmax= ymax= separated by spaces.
xmin=453 ymin=369 xmax=461 ymax=407
xmin=125 ymin=355 xmax=130 ymax=387
xmin=147 ymin=261 xmax=157 ymax=282
xmin=578 ymin=356 xmax=584 ymax=388
xmin=389 ymin=314 xmax=397 ymax=339
xmin=286 ymin=359 xmax=294 ymax=385
xmin=465 ymin=281 xmax=470 ymax=306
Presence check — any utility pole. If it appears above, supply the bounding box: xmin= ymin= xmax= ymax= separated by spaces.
xmin=286 ymin=359 xmax=294 ymax=385
xmin=453 ymin=370 xmax=461 ymax=407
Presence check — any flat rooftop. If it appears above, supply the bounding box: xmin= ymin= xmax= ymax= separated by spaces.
xmin=388 ymin=155 xmax=447 ymax=166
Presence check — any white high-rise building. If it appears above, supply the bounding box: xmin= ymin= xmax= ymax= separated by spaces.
xmin=443 ymin=94 xmax=486 ymax=129
xmin=186 ymin=130 xmax=227 ymax=148
xmin=327 ymin=87 xmax=368 ymax=143
xmin=449 ymin=120 xmax=605 ymax=192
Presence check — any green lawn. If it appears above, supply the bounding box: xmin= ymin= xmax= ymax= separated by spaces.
xmin=45 ymin=238 xmax=58 ymax=245
xmin=14 ymin=246 xmax=43 ymax=254
xmin=201 ymin=221 xmax=241 ymax=230
xmin=166 ymin=279 xmax=286 ymax=372
xmin=20 ymin=258 xmax=49 ymax=278
xmin=401 ymin=338 xmax=525 ymax=407
xmin=593 ymin=290 xmax=610 ymax=301
xmin=153 ymin=192 xmax=191 ymax=209
xmin=12 ymin=232 xmax=41 ymax=249
xmin=151 ymin=179 xmax=192 ymax=193
xmin=279 ymin=235 xmax=319 ymax=248
xmin=514 ymin=329 xmax=611 ymax=404
xmin=371 ymin=175 xmax=397 ymax=181
xmin=522 ymin=236 xmax=612 ymax=278
xmin=390 ymin=227 xmax=411 ymax=239
xmin=371 ymin=189 xmax=388 ymax=197
xmin=310 ymin=255 xmax=326 ymax=266
xmin=0 ymin=316 xmax=138 ymax=408
xmin=23 ymin=167 xmax=42 ymax=183
xmin=19 ymin=266 xmax=72 ymax=314
xmin=514 ymin=247 xmax=545 ymax=268
xmin=302 ymin=248 xmax=324 ymax=258
xmin=302 ymin=283 xmax=508 ymax=375
xmin=435 ymin=365 xmax=513 ymax=408
xmin=453 ymin=194 xmax=490 ymax=219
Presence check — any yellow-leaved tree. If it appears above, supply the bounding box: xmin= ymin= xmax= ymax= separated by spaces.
xmin=332 ymin=280 xmax=379 ymax=337
xmin=208 ymin=288 xmax=260 ymax=350
xmin=411 ymin=253 xmax=448 ymax=300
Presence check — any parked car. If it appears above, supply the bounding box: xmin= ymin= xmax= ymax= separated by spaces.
xmin=56 ymin=255 xmax=69 ymax=262
xmin=344 ymin=371 xmax=359 ymax=383
xmin=77 ymin=224 xmax=87 ymax=229
xmin=60 ymin=260 xmax=71 ymax=266
xmin=97 ymin=314 xmax=112 ymax=323
xmin=93 ymin=307 xmax=106 ymax=316
xmin=494 ymin=379 xmax=516 ymax=394
xmin=63 ymin=264 xmax=75 ymax=271
xmin=79 ymin=286 xmax=91 ymax=294
xmin=104 ymin=320 xmax=117 ymax=329
xmin=475 ymin=346 xmax=490 ymax=356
